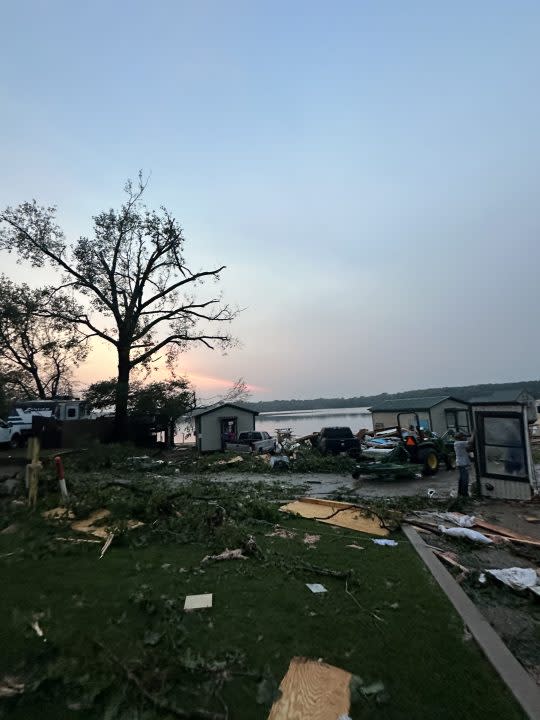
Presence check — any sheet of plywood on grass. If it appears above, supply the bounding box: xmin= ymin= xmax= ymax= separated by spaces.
xmin=71 ymin=509 xmax=112 ymax=539
xmin=279 ymin=499 xmax=388 ymax=537
xmin=268 ymin=657 xmax=351 ymax=720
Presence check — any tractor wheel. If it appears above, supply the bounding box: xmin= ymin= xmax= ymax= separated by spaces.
xmin=445 ymin=452 xmax=456 ymax=471
xmin=419 ymin=448 xmax=439 ymax=476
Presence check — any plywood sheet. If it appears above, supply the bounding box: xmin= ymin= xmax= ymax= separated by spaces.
xmin=279 ymin=499 xmax=389 ymax=537
xmin=268 ymin=657 xmax=351 ymax=720
xmin=71 ymin=509 xmax=112 ymax=538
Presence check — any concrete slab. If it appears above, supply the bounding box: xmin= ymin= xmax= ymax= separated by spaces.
xmin=213 ymin=467 xmax=462 ymax=500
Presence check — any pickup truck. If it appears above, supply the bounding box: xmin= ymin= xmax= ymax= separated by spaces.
xmin=0 ymin=419 xmax=24 ymax=448
xmin=226 ymin=431 xmax=276 ymax=454
xmin=317 ymin=427 xmax=360 ymax=456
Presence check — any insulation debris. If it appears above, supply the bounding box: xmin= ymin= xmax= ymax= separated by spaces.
xmin=201 ymin=548 xmax=248 ymax=563
xmin=0 ymin=676 xmax=25 ymax=698
xmin=265 ymin=526 xmax=296 ymax=540
xmin=486 ymin=567 xmax=539 ymax=591
xmin=210 ymin=455 xmax=244 ymax=467
xmin=439 ymin=526 xmax=493 ymax=545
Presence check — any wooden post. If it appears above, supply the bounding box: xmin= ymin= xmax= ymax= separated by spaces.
xmin=26 ymin=437 xmax=42 ymax=508
xmin=55 ymin=455 xmax=69 ymax=502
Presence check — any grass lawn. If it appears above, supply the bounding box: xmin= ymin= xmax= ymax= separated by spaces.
xmin=0 ymin=477 xmax=526 ymax=720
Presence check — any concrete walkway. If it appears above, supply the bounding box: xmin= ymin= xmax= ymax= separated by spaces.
xmin=215 ymin=467 xmax=461 ymax=499
xmin=404 ymin=525 xmax=540 ymax=720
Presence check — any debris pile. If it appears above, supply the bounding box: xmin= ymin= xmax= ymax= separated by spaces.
xmin=405 ymin=507 xmax=540 ymax=683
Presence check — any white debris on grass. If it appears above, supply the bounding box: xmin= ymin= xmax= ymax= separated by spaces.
xmin=440 ymin=513 xmax=476 ymax=528
xmin=306 ymin=583 xmax=327 ymax=593
xmin=438 ymin=526 xmax=492 ymax=544
xmin=371 ymin=539 xmax=398 ymax=547
xmin=487 ymin=567 xmax=539 ymax=591
xmin=184 ymin=593 xmax=213 ymax=611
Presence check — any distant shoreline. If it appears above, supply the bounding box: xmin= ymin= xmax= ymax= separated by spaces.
xmin=259 ymin=406 xmax=371 ymax=416
xmin=247 ymin=379 xmax=540 ymax=414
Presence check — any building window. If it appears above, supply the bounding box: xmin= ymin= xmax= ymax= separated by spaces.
xmin=479 ymin=414 xmax=527 ymax=480
xmin=67 ymin=408 xmax=77 ymax=418
xmin=445 ymin=409 xmax=469 ymax=433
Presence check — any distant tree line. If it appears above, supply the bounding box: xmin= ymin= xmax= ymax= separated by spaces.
xmin=246 ymin=380 xmax=540 ymax=413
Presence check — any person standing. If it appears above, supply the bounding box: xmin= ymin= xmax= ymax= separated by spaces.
xmin=454 ymin=432 xmax=473 ymax=497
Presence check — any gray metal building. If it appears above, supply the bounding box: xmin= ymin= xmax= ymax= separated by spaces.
xmin=191 ymin=402 xmax=259 ymax=453
xmin=369 ymin=395 xmax=470 ymax=435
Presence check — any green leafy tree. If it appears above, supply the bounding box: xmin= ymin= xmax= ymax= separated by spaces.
xmin=85 ymin=376 xmax=195 ymax=446
xmin=0 ymin=175 xmax=237 ymax=437
xmin=85 ymin=376 xmax=194 ymax=418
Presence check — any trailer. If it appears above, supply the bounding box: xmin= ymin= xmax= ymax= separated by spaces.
xmin=4 ymin=399 xmax=89 ymax=447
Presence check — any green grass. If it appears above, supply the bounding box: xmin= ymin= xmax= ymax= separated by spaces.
xmin=0 ymin=481 xmax=526 ymax=720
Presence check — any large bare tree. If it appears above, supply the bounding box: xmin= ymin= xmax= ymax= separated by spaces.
xmin=0 ymin=176 xmax=237 ymax=436
xmin=0 ymin=276 xmax=87 ymax=399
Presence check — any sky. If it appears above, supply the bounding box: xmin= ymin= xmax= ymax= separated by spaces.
xmin=1 ymin=1 xmax=540 ymax=402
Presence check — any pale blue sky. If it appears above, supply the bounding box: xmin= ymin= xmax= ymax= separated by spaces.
xmin=1 ymin=1 xmax=539 ymax=399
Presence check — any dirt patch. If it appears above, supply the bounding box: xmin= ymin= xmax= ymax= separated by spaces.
xmin=415 ymin=516 xmax=540 ymax=685
xmin=476 ymin=499 xmax=540 ymax=542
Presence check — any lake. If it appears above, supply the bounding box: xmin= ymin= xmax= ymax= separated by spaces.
xmin=255 ymin=406 xmax=372 ymax=437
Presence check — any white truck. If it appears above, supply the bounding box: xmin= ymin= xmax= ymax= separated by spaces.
xmin=225 ymin=431 xmax=276 ymax=454
xmin=1 ymin=399 xmax=89 ymax=448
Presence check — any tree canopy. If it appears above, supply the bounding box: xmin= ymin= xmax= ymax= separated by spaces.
xmin=0 ymin=276 xmax=87 ymax=399
xmin=85 ymin=376 xmax=195 ymax=421
xmin=0 ymin=175 xmax=238 ymax=435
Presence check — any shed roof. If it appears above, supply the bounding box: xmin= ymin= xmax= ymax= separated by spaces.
xmin=190 ymin=402 xmax=259 ymax=418
xmin=469 ymin=388 xmax=535 ymax=405
xmin=369 ymin=395 xmax=467 ymax=412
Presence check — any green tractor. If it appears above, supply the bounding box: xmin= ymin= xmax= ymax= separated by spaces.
xmin=352 ymin=412 xmax=456 ymax=480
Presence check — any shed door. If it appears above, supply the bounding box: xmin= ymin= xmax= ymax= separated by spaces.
xmin=473 ymin=409 xmax=534 ymax=500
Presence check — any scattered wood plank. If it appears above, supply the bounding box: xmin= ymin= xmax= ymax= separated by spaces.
xmin=99 ymin=533 xmax=115 ymax=559
xmin=473 ymin=519 xmax=540 ymax=544
xmin=267 ymin=657 xmax=351 ymax=720
xmin=429 ymin=548 xmax=470 ymax=575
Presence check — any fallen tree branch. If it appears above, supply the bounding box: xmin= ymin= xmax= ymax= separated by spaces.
xmin=269 ymin=551 xmax=352 ymax=579
xmin=94 ymin=640 xmax=226 ymax=720
xmin=345 ymin=578 xmax=385 ymax=625
xmin=97 ymin=481 xmax=218 ymax=504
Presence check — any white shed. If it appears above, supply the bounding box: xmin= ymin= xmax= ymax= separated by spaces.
xmin=191 ymin=402 xmax=259 ymax=453
xmin=369 ymin=395 xmax=470 ymax=436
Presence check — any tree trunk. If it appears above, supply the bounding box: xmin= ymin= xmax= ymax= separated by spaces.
xmin=115 ymin=348 xmax=131 ymax=441
xmin=32 ymin=370 xmax=47 ymax=399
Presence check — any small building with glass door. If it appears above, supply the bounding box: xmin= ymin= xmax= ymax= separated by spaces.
xmin=469 ymin=390 xmax=538 ymax=499
xmin=191 ymin=402 xmax=258 ymax=453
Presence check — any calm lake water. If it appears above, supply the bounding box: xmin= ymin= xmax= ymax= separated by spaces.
xmin=255 ymin=406 xmax=372 ymax=437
